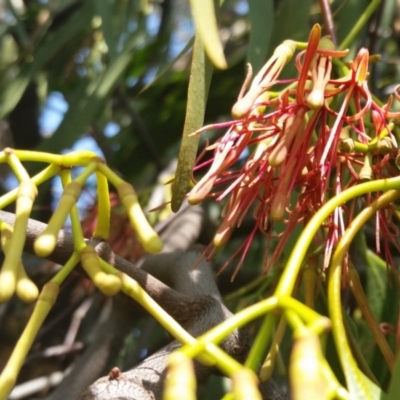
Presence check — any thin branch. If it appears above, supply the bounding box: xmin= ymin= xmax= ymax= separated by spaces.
xmin=0 ymin=210 xmax=192 ymax=322
xmin=0 ymin=209 xmax=288 ymax=400
xmin=319 ymin=0 xmax=338 ymax=47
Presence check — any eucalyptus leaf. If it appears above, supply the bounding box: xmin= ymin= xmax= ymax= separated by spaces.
xmin=139 ymin=37 xmax=195 ymax=95
xmin=269 ymin=0 xmax=312 ymax=78
xmin=247 ymin=0 xmax=274 ymax=74
xmin=188 ymin=0 xmax=227 ymax=69
xmin=95 ymin=0 xmax=118 ymax=61
xmin=365 ymin=249 xmax=398 ymax=385
xmin=171 ymin=36 xmax=213 ymax=212
xmin=0 ymin=0 xmax=94 ymax=120
xmin=40 ymin=32 xmax=140 ymax=153
xmin=387 ymin=352 xmax=400 ymax=400
xmin=6 ymin=0 xmax=29 ymax=47
xmin=336 ymin=0 xmax=369 ymax=52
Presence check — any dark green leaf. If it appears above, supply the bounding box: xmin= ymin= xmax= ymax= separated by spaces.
xmin=171 ymin=36 xmax=213 ymax=212
xmin=247 ymin=0 xmax=274 ymax=74
xmin=269 ymin=0 xmax=312 ymax=78
xmin=94 ymin=0 xmax=118 ymax=61
xmin=0 ymin=0 xmax=94 ymax=120
xmin=138 ymin=37 xmax=195 ymax=95
xmin=388 ymin=352 xmax=400 ymax=400
xmin=40 ymin=34 xmax=137 ymax=153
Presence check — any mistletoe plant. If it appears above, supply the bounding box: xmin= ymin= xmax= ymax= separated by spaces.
xmin=0 ymin=11 xmax=400 ymax=400
xmin=0 ymin=149 xmax=169 ymax=399
xmin=170 ymin=23 xmax=400 ymax=400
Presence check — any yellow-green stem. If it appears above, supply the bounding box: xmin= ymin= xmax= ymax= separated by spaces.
xmin=338 ymin=0 xmax=382 ymax=51
xmin=5 ymin=150 xmax=30 ymax=182
xmin=224 ymin=275 xmax=266 ymax=302
xmin=0 ymin=282 xmax=59 ymax=400
xmin=164 ymin=352 xmax=196 ymax=400
xmin=260 ymin=317 xmax=287 ymax=381
xmin=244 ymin=313 xmax=276 ymax=372
xmin=0 ymin=149 xmax=97 ymax=166
xmin=93 ymin=171 xmax=110 ymax=240
xmin=182 ymin=295 xmax=325 ymax=368
xmin=51 ymin=252 xmax=80 ymax=285
xmin=97 ymin=163 xmax=125 ymax=187
xmin=34 ymin=177 xmax=83 ymax=257
xmin=275 ymin=176 xmax=400 ymax=298
xmin=73 ymin=161 xmax=98 ymax=186
xmin=0 ymin=164 xmax=60 ymax=209
xmin=59 ymin=170 xmax=86 ymax=251
xmin=328 ymin=189 xmax=400 ymax=397
xmin=0 ymin=180 xmax=37 ymax=301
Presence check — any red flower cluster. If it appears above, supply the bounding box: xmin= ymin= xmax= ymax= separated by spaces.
xmin=188 ymin=24 xmax=400 ymax=277
xmin=82 ymin=192 xmax=144 ymax=263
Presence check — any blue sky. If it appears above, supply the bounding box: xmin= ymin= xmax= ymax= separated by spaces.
xmin=24 ymin=1 xmax=247 ymax=214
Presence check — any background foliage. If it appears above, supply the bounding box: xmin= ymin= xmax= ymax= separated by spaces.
xmin=1 ymin=0 xmax=400 ymax=399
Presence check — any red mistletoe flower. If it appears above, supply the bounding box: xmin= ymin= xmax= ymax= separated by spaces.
xmin=188 ymin=24 xmax=400 ymax=277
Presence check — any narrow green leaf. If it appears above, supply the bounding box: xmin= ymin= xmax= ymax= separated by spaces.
xmin=95 ymin=0 xmax=117 ymax=61
xmin=0 ymin=72 xmax=31 ymax=120
xmin=38 ymin=78 xmax=90 ymax=153
xmin=388 ymin=353 xmax=400 ymax=400
xmin=188 ymin=0 xmax=227 ymax=69
xmin=171 ymin=36 xmax=213 ymax=212
xmin=365 ymin=249 xmax=399 ymax=333
xmin=365 ymin=249 xmax=398 ymax=384
xmin=269 ymin=0 xmax=312 ymax=78
xmin=337 ymin=0 xmax=374 ymax=51
xmin=6 ymin=0 xmax=29 ymax=47
xmin=247 ymin=0 xmax=274 ymax=74
xmin=270 ymin=0 xmax=312 ymax=44
xmin=139 ymin=37 xmax=194 ymax=95
xmin=39 ymin=36 xmax=136 ymax=153
xmin=352 ymin=229 xmax=398 ymax=385
xmin=0 ymin=0 xmax=93 ymax=120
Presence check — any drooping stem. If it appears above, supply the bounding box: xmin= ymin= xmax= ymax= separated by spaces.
xmin=338 ymin=0 xmax=382 ymax=50
xmin=328 ymin=190 xmax=400 ymax=396
xmin=275 ymin=176 xmax=400 ymax=298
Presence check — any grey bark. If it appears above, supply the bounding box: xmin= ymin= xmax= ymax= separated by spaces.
xmin=0 ymin=210 xmax=287 ymax=400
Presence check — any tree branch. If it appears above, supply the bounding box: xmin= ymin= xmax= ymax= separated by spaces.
xmin=0 ymin=210 xmax=287 ymax=400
